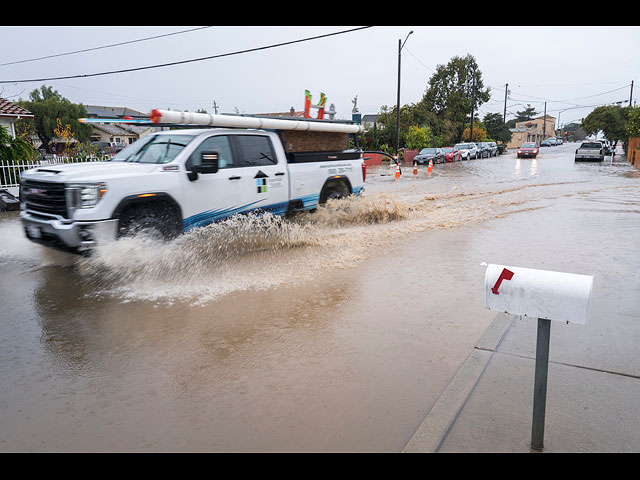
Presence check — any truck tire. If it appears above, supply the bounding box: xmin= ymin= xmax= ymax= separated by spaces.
xmin=319 ymin=179 xmax=350 ymax=204
xmin=117 ymin=203 xmax=182 ymax=241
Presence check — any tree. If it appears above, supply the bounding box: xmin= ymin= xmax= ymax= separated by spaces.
xmin=483 ymin=112 xmax=512 ymax=144
xmin=420 ymin=54 xmax=490 ymax=144
xmin=16 ymin=85 xmax=92 ymax=153
xmin=626 ymin=105 xmax=640 ymax=137
xmin=515 ymin=104 xmax=538 ymax=122
xmin=0 ymin=125 xmax=38 ymax=186
xmin=582 ymin=105 xmax=629 ymax=145
xmin=462 ymin=124 xmax=487 ymax=142
xmin=405 ymin=125 xmax=433 ymax=150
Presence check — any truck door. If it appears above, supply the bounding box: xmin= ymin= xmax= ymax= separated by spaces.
xmin=231 ymin=134 xmax=289 ymax=217
xmin=183 ymin=134 xmax=244 ymax=230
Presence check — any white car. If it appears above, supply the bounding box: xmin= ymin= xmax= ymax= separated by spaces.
xmin=454 ymin=142 xmax=478 ymax=160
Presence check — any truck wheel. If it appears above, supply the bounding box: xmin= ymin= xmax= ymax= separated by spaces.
xmin=320 ymin=180 xmax=350 ymax=204
xmin=117 ymin=204 xmax=182 ymax=241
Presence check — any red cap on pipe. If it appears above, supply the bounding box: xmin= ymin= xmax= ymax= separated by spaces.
xmin=149 ymin=109 xmax=162 ymax=124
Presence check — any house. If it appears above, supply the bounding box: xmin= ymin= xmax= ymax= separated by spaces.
xmin=89 ymin=122 xmax=155 ymax=146
xmin=84 ymin=105 xmax=157 ymax=145
xmin=0 ymin=97 xmax=34 ymax=139
xmin=361 ymin=114 xmax=381 ymax=126
xmin=506 ymin=115 xmax=556 ymax=149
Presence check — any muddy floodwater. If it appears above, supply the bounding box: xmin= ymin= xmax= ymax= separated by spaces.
xmin=1 ymin=142 xmax=639 ymax=452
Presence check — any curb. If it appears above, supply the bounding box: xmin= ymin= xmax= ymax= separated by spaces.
xmin=402 ymin=313 xmax=515 ymax=452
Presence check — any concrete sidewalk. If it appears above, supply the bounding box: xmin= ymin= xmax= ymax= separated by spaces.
xmin=403 ymin=310 xmax=640 ymax=453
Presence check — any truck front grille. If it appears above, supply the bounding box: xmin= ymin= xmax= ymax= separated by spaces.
xmin=21 ymin=180 xmax=68 ymax=218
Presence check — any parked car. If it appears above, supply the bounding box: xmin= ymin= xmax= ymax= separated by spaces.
xmin=91 ymin=141 xmax=125 ymax=155
xmin=517 ymin=142 xmax=539 ymax=159
xmin=540 ymin=139 xmax=552 ymax=147
xmin=476 ymin=142 xmax=492 ymax=158
xmin=555 ymin=138 xmax=563 ymax=145
xmin=575 ymin=141 xmax=605 ymax=162
xmin=442 ymin=146 xmax=462 ymax=162
xmin=487 ymin=141 xmax=498 ymax=157
xmin=548 ymin=137 xmax=557 ymax=146
xmin=414 ymin=147 xmax=445 ymax=164
xmin=454 ymin=142 xmax=478 ymax=160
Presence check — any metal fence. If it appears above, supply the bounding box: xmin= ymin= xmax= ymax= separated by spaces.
xmin=0 ymin=154 xmax=111 ymax=189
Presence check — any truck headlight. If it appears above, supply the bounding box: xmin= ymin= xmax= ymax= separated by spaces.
xmin=68 ymin=183 xmax=108 ymax=209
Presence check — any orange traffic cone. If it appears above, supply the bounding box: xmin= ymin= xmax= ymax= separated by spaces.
xmin=395 ymin=162 xmax=401 ymax=180
xmin=413 ymin=161 xmax=418 ymax=176
xmin=428 ymin=158 xmax=433 ymax=173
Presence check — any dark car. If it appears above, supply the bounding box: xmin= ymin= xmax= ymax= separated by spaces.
xmin=487 ymin=141 xmax=498 ymax=157
xmin=540 ymin=139 xmax=552 ymax=147
xmin=414 ymin=147 xmax=445 ymax=164
xmin=442 ymin=146 xmax=461 ymax=162
xmin=476 ymin=142 xmax=490 ymax=158
xmin=517 ymin=142 xmax=539 ymax=158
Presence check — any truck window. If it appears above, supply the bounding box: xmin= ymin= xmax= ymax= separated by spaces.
xmin=111 ymin=134 xmax=195 ymax=164
xmin=234 ymin=135 xmax=277 ymax=167
xmin=187 ymin=135 xmax=235 ymax=170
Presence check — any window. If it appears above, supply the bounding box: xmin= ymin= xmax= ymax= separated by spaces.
xmin=187 ymin=135 xmax=235 ymax=170
xmin=111 ymin=134 xmax=196 ymax=164
xmin=235 ymin=135 xmax=276 ymax=166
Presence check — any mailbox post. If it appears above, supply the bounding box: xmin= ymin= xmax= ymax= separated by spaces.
xmin=483 ymin=264 xmax=593 ymax=451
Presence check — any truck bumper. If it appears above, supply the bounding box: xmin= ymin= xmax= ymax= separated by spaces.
xmin=575 ymin=155 xmax=603 ymax=161
xmin=20 ymin=211 xmax=119 ymax=253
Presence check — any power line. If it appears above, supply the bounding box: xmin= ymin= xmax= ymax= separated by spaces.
xmin=507 ymin=83 xmax=631 ymax=106
xmin=0 ymin=26 xmax=373 ymax=84
xmin=0 ymin=26 xmax=212 ymax=67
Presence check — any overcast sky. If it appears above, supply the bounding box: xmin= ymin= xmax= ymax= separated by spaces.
xmin=1 ymin=25 xmax=638 ymax=129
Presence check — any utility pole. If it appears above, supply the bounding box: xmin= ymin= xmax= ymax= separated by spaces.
xmin=469 ymin=73 xmax=476 ymax=141
xmin=542 ymin=102 xmax=547 ymax=139
xmin=395 ymin=31 xmax=413 ymax=158
xmin=630 ymin=81 xmax=634 ymax=106
xmin=212 ymin=100 xmax=219 ymax=114
xmin=503 ymin=83 xmax=508 ymax=124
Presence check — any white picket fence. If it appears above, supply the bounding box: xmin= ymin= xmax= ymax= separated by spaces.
xmin=1 ymin=155 xmax=111 ymax=196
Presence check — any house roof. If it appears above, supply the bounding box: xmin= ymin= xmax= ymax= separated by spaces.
xmin=257 ymin=108 xmax=305 ymax=118
xmin=0 ymin=97 xmax=34 ymax=118
xmin=85 ymin=105 xmax=147 ymax=119
xmin=91 ymin=123 xmax=154 ymax=136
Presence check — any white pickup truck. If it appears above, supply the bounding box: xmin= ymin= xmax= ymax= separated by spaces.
xmin=19 ymin=113 xmax=366 ymax=253
xmin=574 ymin=141 xmax=605 ymax=162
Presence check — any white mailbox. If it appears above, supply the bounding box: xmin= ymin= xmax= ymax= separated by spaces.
xmin=484 ymin=264 xmax=593 ymax=325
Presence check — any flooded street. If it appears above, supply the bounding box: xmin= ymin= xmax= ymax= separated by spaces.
xmin=1 ymin=142 xmax=639 ymax=452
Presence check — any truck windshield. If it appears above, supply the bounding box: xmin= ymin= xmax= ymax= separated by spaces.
xmin=110 ymin=134 xmax=196 ymax=164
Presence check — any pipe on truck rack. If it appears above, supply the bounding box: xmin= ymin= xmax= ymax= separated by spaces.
xmin=149 ymin=109 xmax=364 ymax=134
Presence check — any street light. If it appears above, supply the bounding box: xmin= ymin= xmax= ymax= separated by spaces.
xmin=396 ymin=30 xmax=413 ymax=158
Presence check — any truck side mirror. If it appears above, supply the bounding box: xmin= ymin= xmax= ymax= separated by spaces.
xmin=187 ymin=151 xmax=220 ymax=181
xmin=196 ymin=151 xmax=220 ymax=174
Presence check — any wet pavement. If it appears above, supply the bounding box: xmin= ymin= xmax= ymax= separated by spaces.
xmin=1 ymin=142 xmax=639 ymax=451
